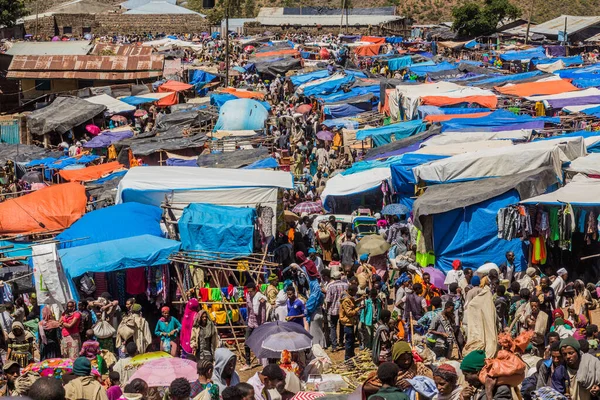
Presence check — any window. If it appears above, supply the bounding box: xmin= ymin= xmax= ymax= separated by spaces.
xmin=34 ymin=80 xmax=51 ymax=91
xmin=203 ymin=0 xmax=215 ymax=8
xmin=63 ymin=26 xmax=72 ymax=34
xmin=82 ymin=27 xmax=91 ymax=34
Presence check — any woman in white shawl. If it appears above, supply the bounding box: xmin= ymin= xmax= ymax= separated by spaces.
xmin=433 ymin=364 xmax=463 ymax=400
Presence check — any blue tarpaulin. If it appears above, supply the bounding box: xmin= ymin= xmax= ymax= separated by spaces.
xmin=356 ymin=120 xmax=427 ymax=146
xmin=120 ymin=96 xmax=159 ymax=106
xmin=302 ymin=74 xmax=356 ymax=97
xmin=189 ymin=69 xmax=218 ymax=96
xmin=243 ymin=157 xmax=279 ymax=169
xmin=572 ymin=79 xmax=600 ymax=89
xmin=210 ymin=93 xmax=271 ymax=111
xmin=55 ymin=202 xmax=164 ymax=249
xmin=166 ymin=158 xmax=198 ymax=166
xmin=532 ymin=55 xmax=583 ymax=67
xmin=322 ymin=118 xmax=359 ymax=129
xmin=290 ymin=69 xmax=366 ymax=86
xmin=89 ymin=170 xmax=128 ymax=184
xmin=417 ymin=106 xmax=490 ymax=118
xmin=59 ymin=235 xmax=181 ymax=278
xmin=320 ymin=85 xmax=380 ymax=103
xmin=178 ymin=203 xmax=255 ymax=255
xmin=214 ymin=98 xmax=269 ymax=131
xmin=441 ymin=110 xmax=559 ymax=132
xmin=390 ymin=153 xmax=447 ymax=210
xmin=385 ymin=37 xmax=403 ymax=44
xmin=433 ymin=190 xmax=525 ymax=272
xmin=556 ymin=63 xmax=600 ymax=79
xmin=409 ymin=61 xmax=456 ymax=77
xmin=324 ymin=101 xmax=373 ymax=119
xmin=469 ymin=71 xmax=543 ymax=87
xmin=464 ymin=40 xmax=478 ymax=49
xmin=387 ymin=56 xmax=413 ymax=71
xmin=500 ymin=47 xmax=546 ymax=61
xmin=0 ymin=240 xmax=32 ymax=259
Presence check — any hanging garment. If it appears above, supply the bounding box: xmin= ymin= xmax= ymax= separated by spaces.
xmin=530 ymin=237 xmax=547 ymax=265
xmin=535 ymin=102 xmax=546 ymax=117
xmin=549 ymin=208 xmax=560 ymax=242
xmin=126 ymin=267 xmax=147 ymax=295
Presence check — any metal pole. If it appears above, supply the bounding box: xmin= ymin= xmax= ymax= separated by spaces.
xmin=524 ymin=0 xmax=534 ymax=45
xmin=35 ymin=0 xmax=39 ymax=39
xmin=563 ymin=16 xmax=568 ymax=45
xmin=225 ymin=0 xmax=230 ymax=88
xmin=340 ymin=0 xmax=346 ymax=33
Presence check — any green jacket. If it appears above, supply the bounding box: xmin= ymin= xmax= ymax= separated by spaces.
xmin=368 ymin=386 xmax=410 ymax=400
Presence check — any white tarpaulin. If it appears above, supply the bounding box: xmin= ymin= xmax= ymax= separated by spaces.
xmin=564 ymin=104 xmax=600 ymax=113
xmin=536 ymin=60 xmax=566 ymax=73
xmin=396 ymin=82 xmax=495 ymax=120
xmin=85 ymin=94 xmax=136 ymax=114
xmin=413 ymin=140 xmax=513 ymax=155
xmin=413 ymin=137 xmax=585 ymax=183
xmin=321 ymin=167 xmax=391 ymax=211
xmin=565 ymin=153 xmax=600 ymax=175
xmin=521 ymin=174 xmax=600 ymax=205
xmin=32 ymin=243 xmax=74 ymax=306
xmin=526 ymin=87 xmax=600 ymax=102
xmin=422 ymin=129 xmax=532 ymax=146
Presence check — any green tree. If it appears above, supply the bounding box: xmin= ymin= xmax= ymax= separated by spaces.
xmin=0 ymin=0 xmax=27 ymax=27
xmin=243 ymin=0 xmax=255 ymax=17
xmin=452 ymin=0 xmax=520 ymax=37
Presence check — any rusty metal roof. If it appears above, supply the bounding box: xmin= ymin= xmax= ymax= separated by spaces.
xmin=531 ymin=15 xmax=600 ymax=36
xmin=90 ymin=44 xmax=154 ymax=56
xmin=7 ymin=54 xmax=164 ymax=80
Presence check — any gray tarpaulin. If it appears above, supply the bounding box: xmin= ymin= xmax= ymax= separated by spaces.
xmin=0 ymin=143 xmax=62 ymax=164
xmin=197 ymin=147 xmax=268 ymax=168
xmin=27 ymin=96 xmax=106 ymax=136
xmin=364 ymin=125 xmax=440 ymax=159
xmin=412 ymin=166 xmax=558 ymax=233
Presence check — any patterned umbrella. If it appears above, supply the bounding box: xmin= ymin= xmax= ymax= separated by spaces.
xmin=128 ymin=357 xmax=197 ymax=387
xmin=382 ymin=203 xmax=410 ymax=216
xmin=292 ymin=201 xmax=323 ymax=215
xmin=316 ymin=130 xmax=334 ymax=141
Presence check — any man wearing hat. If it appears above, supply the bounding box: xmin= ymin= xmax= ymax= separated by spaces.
xmin=459 ymin=350 xmax=511 ymax=400
xmin=65 ymin=357 xmax=108 ymax=400
xmin=551 ymin=268 xmax=570 ymax=308
xmin=559 ymin=336 xmax=600 ymax=399
xmin=0 ymin=361 xmax=20 ymax=396
xmin=266 ymin=274 xmax=279 ymax=307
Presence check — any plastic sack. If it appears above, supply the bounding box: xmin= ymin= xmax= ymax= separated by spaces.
xmin=479 ymin=349 xmax=526 ymax=387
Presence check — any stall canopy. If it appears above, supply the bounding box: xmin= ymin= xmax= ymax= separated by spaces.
xmin=321 ymin=167 xmax=391 ymax=211
xmin=412 ymin=167 xmax=557 ymax=272
xmin=289 ymin=69 xmax=366 ymax=86
xmin=55 ymin=202 xmax=164 ymax=249
xmin=297 ymin=73 xmax=356 ymax=97
xmin=120 ymin=92 xmax=174 ymax=106
xmin=84 ymin=129 xmax=134 ymax=148
xmin=27 ymin=97 xmax=106 ymax=136
xmin=220 ymin=87 xmax=265 ymax=100
xmin=521 ymin=174 xmax=600 ymax=205
xmin=565 ymin=153 xmax=600 ymax=175
xmin=213 ymin=99 xmax=268 ymax=131
xmin=495 ymin=78 xmax=579 ymax=97
xmin=197 ymin=147 xmax=269 ymax=169
xmin=356 ymin=120 xmax=427 ymax=146
xmin=0 ymin=182 xmax=86 ymax=235
xmin=84 ymin=94 xmax=136 ymax=114
xmin=178 ymin=203 xmax=256 ymax=255
xmin=59 ymin=234 xmax=181 ymax=278
xmin=59 ymin=161 xmax=124 ymax=182
xmin=499 ymin=47 xmax=546 ymax=61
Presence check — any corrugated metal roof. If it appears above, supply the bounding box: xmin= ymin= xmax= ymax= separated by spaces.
xmin=531 ymin=15 xmax=600 ymax=36
xmin=120 ymin=0 xmax=175 ymax=10
xmin=7 ymin=54 xmax=164 ymax=80
xmin=46 ymin=0 xmax=115 ymax=14
xmin=585 ymin=32 xmax=600 ymax=42
xmin=91 ymin=44 xmax=153 ymax=56
xmin=124 ymin=1 xmax=201 ymax=14
xmin=256 ymin=13 xmax=404 ymax=27
xmin=5 ymin=41 xmax=94 ymax=56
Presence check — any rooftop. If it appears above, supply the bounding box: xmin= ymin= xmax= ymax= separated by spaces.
xmin=124 ymin=1 xmax=203 ymax=15
xmin=90 ymin=43 xmax=154 ymax=56
xmin=530 ymin=15 xmax=600 ymax=36
xmin=7 ymin=54 xmax=164 ymax=80
xmin=120 ymin=0 xmax=175 ymax=9
xmin=255 ymin=7 xmax=404 ymax=27
xmin=5 ymin=41 xmax=94 ymax=56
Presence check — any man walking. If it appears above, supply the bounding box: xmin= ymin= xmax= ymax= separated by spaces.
xmin=339 ymin=285 xmax=364 ymax=360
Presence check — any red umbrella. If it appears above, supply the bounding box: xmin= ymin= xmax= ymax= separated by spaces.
xmin=244 ymin=45 xmax=255 ymax=53
xmin=296 ymin=104 xmax=312 ymax=114
xmin=85 ymin=124 xmax=101 ymax=135
xmin=319 ymin=47 xmax=330 ymax=60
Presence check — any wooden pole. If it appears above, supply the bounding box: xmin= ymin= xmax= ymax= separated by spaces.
xmin=524 ymin=0 xmax=535 ymax=45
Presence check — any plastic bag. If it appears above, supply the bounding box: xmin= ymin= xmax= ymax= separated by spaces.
xmin=479 ymin=349 xmax=526 ymax=387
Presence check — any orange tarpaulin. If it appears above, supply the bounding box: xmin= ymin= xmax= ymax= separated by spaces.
xmin=59 ymin=161 xmax=124 ymax=182
xmin=424 ymin=112 xmax=493 ymax=122
xmin=354 ymin=44 xmax=382 ymax=57
xmin=221 ymin=87 xmax=265 ymax=100
xmin=0 ymin=182 xmax=86 ymax=235
xmin=158 ymin=80 xmax=194 ymax=93
xmin=495 ymin=79 xmax=579 ymax=97
xmin=360 ymin=36 xmax=385 ymax=44
xmin=253 ymin=49 xmax=300 ymax=58
xmin=156 ymin=92 xmax=179 ymax=107
xmin=421 ymin=95 xmax=498 ymax=110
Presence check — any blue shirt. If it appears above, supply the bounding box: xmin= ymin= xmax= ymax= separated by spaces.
xmin=287 ymin=298 xmax=305 ymax=325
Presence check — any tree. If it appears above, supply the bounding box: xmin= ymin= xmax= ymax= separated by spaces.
xmin=0 ymin=0 xmax=27 ymax=28
xmin=452 ymin=0 xmax=520 ymax=37
xmin=243 ymin=0 xmax=256 ymax=17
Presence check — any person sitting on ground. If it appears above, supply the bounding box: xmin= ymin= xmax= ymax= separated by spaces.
xmin=368 ymin=362 xmax=409 ymax=400
xmin=169 ymin=377 xmax=191 ymax=400
xmin=28 ymin=376 xmax=66 ymax=400
xmin=65 ymin=357 xmax=109 ymax=400
xmin=107 ymin=371 xmax=122 ymax=400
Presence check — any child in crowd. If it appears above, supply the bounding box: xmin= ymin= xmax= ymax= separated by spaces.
xmin=235 ymin=383 xmax=255 ymax=400
xmin=80 ymin=329 xmax=101 ymax=361
xmin=107 ymin=371 xmax=122 ymax=400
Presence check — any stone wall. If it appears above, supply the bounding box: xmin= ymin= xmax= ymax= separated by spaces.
xmin=94 ymin=14 xmax=209 ymax=35
xmin=23 ymin=14 xmax=209 ymax=38
xmin=244 ymin=22 xmax=379 ymax=36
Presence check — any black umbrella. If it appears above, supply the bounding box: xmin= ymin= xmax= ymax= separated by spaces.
xmin=246 ymin=321 xmax=312 ymax=359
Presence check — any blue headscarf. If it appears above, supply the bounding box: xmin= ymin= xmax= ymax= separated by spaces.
xmin=471 ymin=275 xmax=481 ymax=286
xmin=395 ymin=272 xmax=411 ymax=287
xmin=305 ymin=276 xmax=324 ymax=323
